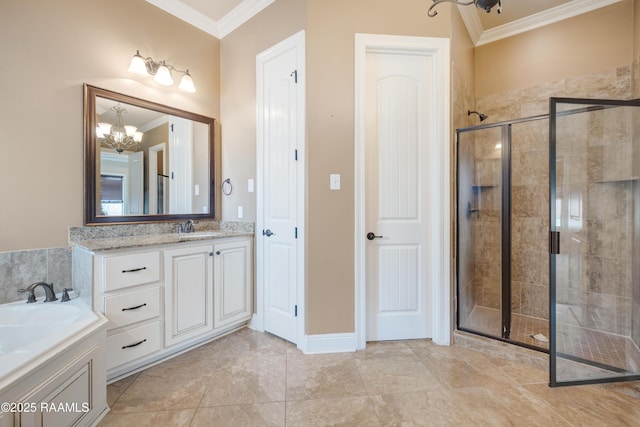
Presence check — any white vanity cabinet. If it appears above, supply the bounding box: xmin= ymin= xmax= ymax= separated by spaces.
xmin=164 ymin=244 xmax=214 ymax=347
xmin=213 ymin=238 xmax=253 ymax=329
xmin=86 ymin=235 xmax=253 ymax=381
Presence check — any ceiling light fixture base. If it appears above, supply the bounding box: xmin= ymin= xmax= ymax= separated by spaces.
xmin=428 ymin=0 xmax=501 ymax=17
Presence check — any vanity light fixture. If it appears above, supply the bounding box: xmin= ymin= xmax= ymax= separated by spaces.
xmin=428 ymin=0 xmax=501 ymax=17
xmin=128 ymin=50 xmax=196 ymax=93
xmin=96 ymin=104 xmax=143 ymax=153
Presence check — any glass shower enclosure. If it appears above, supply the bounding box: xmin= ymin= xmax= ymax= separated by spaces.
xmin=457 ymin=97 xmax=640 ymax=386
xmin=457 ymin=114 xmax=551 ymax=351
xmin=550 ymin=97 xmax=640 ymax=386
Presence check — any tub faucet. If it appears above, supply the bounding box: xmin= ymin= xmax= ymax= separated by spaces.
xmin=19 ymin=282 xmax=58 ymax=303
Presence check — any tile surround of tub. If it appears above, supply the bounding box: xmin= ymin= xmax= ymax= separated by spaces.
xmin=0 ymin=246 xmax=72 ymax=305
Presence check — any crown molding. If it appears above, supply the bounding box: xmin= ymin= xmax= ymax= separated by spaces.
xmin=145 ymin=0 xmax=275 ymax=39
xmin=218 ymin=0 xmax=275 ymax=38
xmin=457 ymin=4 xmax=483 ymax=46
xmin=474 ymin=0 xmax=623 ymax=46
xmin=146 ymin=0 xmax=220 ymax=38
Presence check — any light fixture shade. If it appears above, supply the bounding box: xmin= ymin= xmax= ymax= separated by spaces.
xmin=134 ymin=131 xmax=144 ymax=142
xmin=124 ymin=125 xmax=138 ymax=137
xmin=154 ymin=62 xmax=173 ymax=86
xmin=178 ymin=71 xmax=196 ymax=93
xmin=97 ymin=123 xmax=112 ymax=136
xmin=128 ymin=50 xmax=149 ymax=75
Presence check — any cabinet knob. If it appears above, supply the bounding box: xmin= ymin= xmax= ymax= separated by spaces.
xmin=216 ymin=251 xmax=221 ymax=255
xmin=209 ymin=252 xmax=214 ymax=256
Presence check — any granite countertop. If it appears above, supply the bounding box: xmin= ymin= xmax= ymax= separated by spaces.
xmin=73 ymin=230 xmax=254 ymax=251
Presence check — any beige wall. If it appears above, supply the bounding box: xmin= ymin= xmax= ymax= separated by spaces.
xmin=305 ymin=0 xmax=451 ymax=334
xmin=219 ymin=0 xmax=306 ymax=223
xmin=221 ymin=0 xmax=452 ymax=335
xmin=475 ymin=1 xmax=633 ymax=98
xmin=0 ymin=0 xmax=220 ymax=251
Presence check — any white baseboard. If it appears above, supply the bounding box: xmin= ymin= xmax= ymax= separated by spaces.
xmin=301 ymin=332 xmax=357 ymax=354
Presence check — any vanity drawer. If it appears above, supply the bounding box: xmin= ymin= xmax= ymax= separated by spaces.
xmin=104 ymin=287 xmax=161 ymax=329
xmin=107 ymin=321 xmax=161 ymax=370
xmin=103 ymin=251 xmax=160 ymax=291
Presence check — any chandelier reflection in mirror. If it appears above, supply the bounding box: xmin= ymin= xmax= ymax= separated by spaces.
xmin=428 ymin=0 xmax=501 ymax=17
xmin=128 ymin=50 xmax=196 ymax=93
xmin=96 ymin=104 xmax=143 ymax=154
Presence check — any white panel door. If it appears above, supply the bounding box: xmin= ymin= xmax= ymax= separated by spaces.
xmin=365 ymin=50 xmax=432 ymax=341
xmin=259 ymin=36 xmax=302 ymax=344
xmin=168 ymin=115 xmax=193 ymax=214
xmin=128 ymin=151 xmax=144 ymax=215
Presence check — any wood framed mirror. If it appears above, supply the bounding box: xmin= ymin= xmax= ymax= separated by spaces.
xmin=83 ymin=84 xmax=216 ymax=225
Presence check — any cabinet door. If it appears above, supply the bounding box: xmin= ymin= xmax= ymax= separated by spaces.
xmin=164 ymin=244 xmax=214 ymax=346
xmin=213 ymin=239 xmax=253 ymax=329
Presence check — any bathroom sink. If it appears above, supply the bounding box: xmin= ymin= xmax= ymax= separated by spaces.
xmin=179 ymin=231 xmax=222 ymax=239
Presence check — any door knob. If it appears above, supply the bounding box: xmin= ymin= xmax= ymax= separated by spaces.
xmin=263 ymin=229 xmax=275 ymax=237
xmin=367 ymin=232 xmax=383 ymax=240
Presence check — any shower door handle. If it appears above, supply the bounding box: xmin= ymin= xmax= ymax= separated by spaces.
xmin=550 ymin=231 xmax=560 ymax=254
xmin=367 ymin=232 xmax=383 ymax=241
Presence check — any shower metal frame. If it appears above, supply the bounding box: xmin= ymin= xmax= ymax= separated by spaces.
xmin=456 ymin=113 xmax=549 ymax=353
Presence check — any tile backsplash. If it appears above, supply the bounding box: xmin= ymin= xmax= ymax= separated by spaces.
xmin=1 ymin=220 xmax=255 ymax=305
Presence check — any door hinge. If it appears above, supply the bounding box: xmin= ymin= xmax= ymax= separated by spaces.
xmin=550 ymin=231 xmax=560 ymax=254
xmin=294 ymin=305 xmax=298 ymax=317
xmin=295 ymin=227 xmax=298 ymax=239
xmin=290 ymin=70 xmax=298 ymax=83
xmin=170 ymin=123 xmax=174 ymax=132
xmin=294 ymin=149 xmax=298 ymax=161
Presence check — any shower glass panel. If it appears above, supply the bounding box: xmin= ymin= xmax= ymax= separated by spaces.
xmin=550 ymin=97 xmax=640 ymax=386
xmin=458 ymin=127 xmax=504 ymax=339
xmin=457 ymin=114 xmax=550 ymax=350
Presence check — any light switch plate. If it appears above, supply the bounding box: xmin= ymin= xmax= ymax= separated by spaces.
xmin=330 ymin=174 xmax=341 ymax=190
xmin=237 ymin=206 xmax=244 ymax=219
xmin=248 ymin=179 xmax=254 ymax=193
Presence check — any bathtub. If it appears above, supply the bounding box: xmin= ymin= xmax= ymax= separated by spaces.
xmin=0 ymin=297 xmax=109 ymax=427
xmin=0 ymin=297 xmax=103 ymax=383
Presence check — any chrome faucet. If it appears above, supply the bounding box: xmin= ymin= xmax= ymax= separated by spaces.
xmin=177 ymin=219 xmax=196 ymax=234
xmin=18 ymin=282 xmax=58 ymax=303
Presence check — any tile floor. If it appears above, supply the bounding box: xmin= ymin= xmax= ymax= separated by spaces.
xmin=463 ymin=306 xmax=640 ymax=372
xmin=100 ymin=328 xmax=640 ymax=426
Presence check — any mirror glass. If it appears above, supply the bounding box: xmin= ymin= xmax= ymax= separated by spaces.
xmin=84 ymin=85 xmax=216 ymax=224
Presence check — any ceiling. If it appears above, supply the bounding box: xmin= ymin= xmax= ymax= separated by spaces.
xmin=146 ymin=0 xmax=622 ymax=44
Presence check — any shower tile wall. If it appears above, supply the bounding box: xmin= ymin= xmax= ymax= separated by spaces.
xmin=472 ymin=134 xmax=502 ymax=313
xmin=511 ymin=120 xmax=549 ymax=319
xmin=453 ymin=63 xmax=477 ymax=324
xmin=473 ymin=66 xmax=633 ymax=324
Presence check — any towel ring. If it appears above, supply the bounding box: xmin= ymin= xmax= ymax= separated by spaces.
xmin=222 ymin=178 xmax=233 ymax=196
